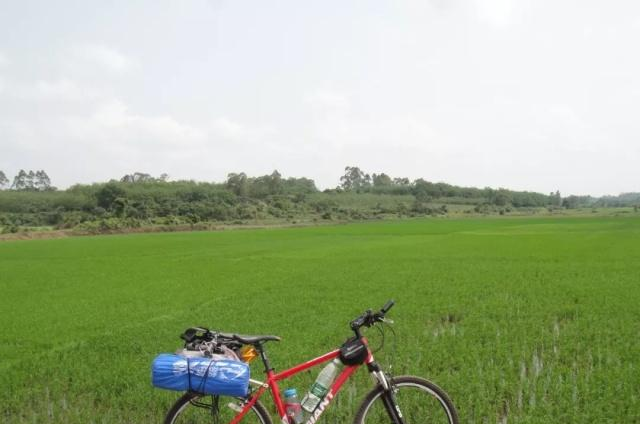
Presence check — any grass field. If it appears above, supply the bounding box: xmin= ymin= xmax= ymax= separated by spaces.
xmin=1 ymin=216 xmax=639 ymax=423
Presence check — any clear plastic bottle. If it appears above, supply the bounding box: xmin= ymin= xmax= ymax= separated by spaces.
xmin=301 ymin=359 xmax=341 ymax=413
xmin=283 ymin=388 xmax=304 ymax=424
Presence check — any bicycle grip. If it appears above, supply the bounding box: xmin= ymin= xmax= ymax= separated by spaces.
xmin=381 ymin=299 xmax=395 ymax=314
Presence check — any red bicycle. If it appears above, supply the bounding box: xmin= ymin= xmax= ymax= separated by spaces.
xmin=163 ymin=301 xmax=459 ymax=424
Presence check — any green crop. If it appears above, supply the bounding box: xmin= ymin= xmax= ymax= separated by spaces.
xmin=1 ymin=216 xmax=639 ymax=423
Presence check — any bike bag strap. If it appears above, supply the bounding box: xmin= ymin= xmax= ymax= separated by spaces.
xmin=339 ymin=336 xmax=368 ymax=365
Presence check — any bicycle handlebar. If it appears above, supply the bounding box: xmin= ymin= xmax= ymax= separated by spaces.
xmin=350 ymin=300 xmax=395 ymax=333
xmin=381 ymin=299 xmax=395 ymax=314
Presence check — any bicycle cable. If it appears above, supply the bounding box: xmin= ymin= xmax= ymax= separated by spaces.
xmin=385 ymin=321 xmax=397 ymax=377
xmin=372 ymin=322 xmax=385 ymax=353
xmin=370 ymin=320 xmax=398 ymax=377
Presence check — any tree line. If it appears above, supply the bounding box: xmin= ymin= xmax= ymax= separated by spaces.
xmin=0 ymin=167 xmax=637 ymax=234
xmin=0 ymin=169 xmax=54 ymax=191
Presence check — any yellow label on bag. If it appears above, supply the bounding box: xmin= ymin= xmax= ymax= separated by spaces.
xmin=240 ymin=346 xmax=258 ymax=363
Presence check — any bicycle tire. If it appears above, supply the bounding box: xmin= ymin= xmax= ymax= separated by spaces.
xmin=353 ymin=375 xmax=459 ymax=424
xmin=164 ymin=391 xmax=273 ymax=424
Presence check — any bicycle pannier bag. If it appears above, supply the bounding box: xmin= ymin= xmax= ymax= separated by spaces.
xmin=339 ymin=337 xmax=368 ymax=365
xmin=152 ymin=353 xmax=249 ymax=397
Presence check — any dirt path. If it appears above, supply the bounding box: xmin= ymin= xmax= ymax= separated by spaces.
xmin=0 ymin=220 xmax=347 ymax=242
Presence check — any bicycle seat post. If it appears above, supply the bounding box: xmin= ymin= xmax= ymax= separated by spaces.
xmin=255 ymin=342 xmax=273 ymax=373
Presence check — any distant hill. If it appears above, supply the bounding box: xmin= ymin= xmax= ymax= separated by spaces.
xmin=597 ymin=192 xmax=640 ymax=206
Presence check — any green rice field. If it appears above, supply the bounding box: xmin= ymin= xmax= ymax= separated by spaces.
xmin=1 ymin=216 xmax=639 ymax=423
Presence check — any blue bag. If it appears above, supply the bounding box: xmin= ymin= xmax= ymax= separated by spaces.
xmin=152 ymin=353 xmax=250 ymax=397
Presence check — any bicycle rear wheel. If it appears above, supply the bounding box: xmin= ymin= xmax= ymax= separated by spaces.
xmin=164 ymin=391 xmax=273 ymax=424
xmin=354 ymin=375 xmax=459 ymax=424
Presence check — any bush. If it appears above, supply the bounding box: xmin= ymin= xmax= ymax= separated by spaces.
xmin=1 ymin=225 xmax=19 ymax=234
xmin=55 ymin=211 xmax=92 ymax=229
xmin=74 ymin=218 xmax=142 ymax=234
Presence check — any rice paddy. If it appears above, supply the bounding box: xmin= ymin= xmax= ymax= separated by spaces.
xmin=1 ymin=216 xmax=639 ymax=423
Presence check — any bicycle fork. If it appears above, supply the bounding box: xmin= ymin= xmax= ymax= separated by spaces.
xmin=370 ymin=364 xmax=406 ymax=424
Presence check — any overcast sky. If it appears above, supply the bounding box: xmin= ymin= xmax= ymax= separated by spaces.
xmin=1 ymin=0 xmax=639 ymax=195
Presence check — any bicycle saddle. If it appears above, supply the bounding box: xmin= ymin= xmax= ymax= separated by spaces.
xmin=230 ymin=334 xmax=281 ymax=345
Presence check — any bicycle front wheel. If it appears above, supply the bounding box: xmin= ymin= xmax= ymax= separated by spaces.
xmin=354 ymin=375 xmax=459 ymax=424
xmin=164 ymin=391 xmax=273 ymax=424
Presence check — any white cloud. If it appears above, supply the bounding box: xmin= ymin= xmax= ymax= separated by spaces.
xmin=305 ymin=89 xmax=437 ymax=152
xmin=210 ymin=117 xmax=247 ymax=139
xmin=473 ymin=0 xmax=515 ymax=27
xmin=2 ymin=0 xmax=640 ymax=195
xmin=2 ymin=78 xmax=105 ymax=104
xmin=62 ymin=99 xmax=207 ymax=150
xmin=0 ymin=51 xmax=7 ymax=94
xmin=70 ymin=43 xmax=131 ymax=73
xmin=544 ymin=104 xmax=601 ymax=153
xmin=0 ymin=80 xmax=274 ymax=186
xmin=34 ymin=79 xmax=95 ymax=100
xmin=0 ymin=51 xmax=8 ymax=67
xmin=305 ymin=90 xmax=351 ymax=114
xmin=209 ymin=117 xmax=277 ymax=148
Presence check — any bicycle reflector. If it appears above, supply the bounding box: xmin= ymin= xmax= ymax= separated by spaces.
xmin=240 ymin=346 xmax=258 ymax=363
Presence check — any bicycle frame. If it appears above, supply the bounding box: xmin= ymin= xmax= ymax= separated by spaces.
xmin=228 ymin=343 xmax=374 ymax=424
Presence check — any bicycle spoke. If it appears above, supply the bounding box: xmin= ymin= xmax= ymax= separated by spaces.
xmin=358 ymin=379 xmax=457 ymax=424
xmin=167 ymin=394 xmax=268 ymax=424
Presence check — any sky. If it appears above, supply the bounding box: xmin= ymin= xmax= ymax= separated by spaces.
xmin=1 ymin=0 xmax=639 ymax=196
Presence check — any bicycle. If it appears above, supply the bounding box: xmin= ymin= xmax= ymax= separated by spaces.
xmin=162 ymin=300 xmax=459 ymax=424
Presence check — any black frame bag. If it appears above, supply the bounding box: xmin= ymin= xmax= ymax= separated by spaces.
xmin=339 ymin=336 xmax=368 ymax=365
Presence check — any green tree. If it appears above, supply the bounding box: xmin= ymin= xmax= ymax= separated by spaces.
xmin=96 ymin=183 xmax=126 ymax=210
xmin=247 ymin=171 xmax=283 ymax=198
xmin=26 ymin=171 xmax=36 ymax=190
xmin=0 ymin=171 xmax=8 ymax=189
xmin=562 ymin=196 xmax=576 ymax=209
xmin=372 ymin=173 xmax=392 ymax=187
xmin=267 ymin=170 xmax=283 ymax=195
xmin=340 ymin=166 xmax=371 ymax=191
xmin=282 ymin=177 xmax=317 ymax=194
xmin=9 ymin=169 xmax=53 ymax=191
xmin=562 ymin=195 xmax=590 ymax=209
xmin=112 ymin=197 xmax=128 ymax=217
xmin=226 ymin=173 xmax=249 ymax=196
xmin=413 ymin=180 xmax=433 ymax=202
xmin=11 ymin=170 xmax=28 ymax=190
xmin=413 ymin=179 xmax=434 ymax=198
xmin=492 ymin=189 xmax=512 ymax=206
xmin=34 ymin=170 xmax=53 ymax=191
xmin=554 ymin=190 xmax=562 ymax=206
xmin=121 ymin=172 xmax=154 ymax=183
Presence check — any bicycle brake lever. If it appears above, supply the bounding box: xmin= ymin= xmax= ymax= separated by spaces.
xmin=382 ymin=318 xmax=394 ymax=324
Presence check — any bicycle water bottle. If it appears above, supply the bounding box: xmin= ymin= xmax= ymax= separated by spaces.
xmin=283 ymin=388 xmax=304 ymax=424
xmin=301 ymin=359 xmax=341 ymax=413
